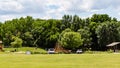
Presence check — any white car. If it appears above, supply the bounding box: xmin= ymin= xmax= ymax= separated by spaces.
xmin=48 ymin=48 xmax=55 ymax=54
xmin=76 ymin=49 xmax=82 ymax=54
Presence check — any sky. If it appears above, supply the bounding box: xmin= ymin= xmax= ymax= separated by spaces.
xmin=0 ymin=0 xmax=120 ymax=22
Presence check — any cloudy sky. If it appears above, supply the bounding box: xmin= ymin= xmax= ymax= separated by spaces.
xmin=0 ymin=0 xmax=120 ymax=22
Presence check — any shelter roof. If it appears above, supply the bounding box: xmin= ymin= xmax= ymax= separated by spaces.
xmin=106 ymin=42 xmax=120 ymax=47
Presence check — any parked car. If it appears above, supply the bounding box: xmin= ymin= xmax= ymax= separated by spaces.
xmin=48 ymin=48 xmax=55 ymax=54
xmin=76 ymin=49 xmax=82 ymax=54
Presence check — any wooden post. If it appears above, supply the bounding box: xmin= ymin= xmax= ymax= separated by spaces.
xmin=114 ymin=46 xmax=115 ymax=52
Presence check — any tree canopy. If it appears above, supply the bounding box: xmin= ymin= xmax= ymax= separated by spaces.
xmin=59 ymin=29 xmax=83 ymax=50
xmin=0 ymin=14 xmax=120 ymax=51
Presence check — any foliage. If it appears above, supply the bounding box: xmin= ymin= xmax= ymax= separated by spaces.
xmin=96 ymin=21 xmax=119 ymax=50
xmin=70 ymin=15 xmax=83 ymax=31
xmin=32 ymin=19 xmax=61 ymax=48
xmin=61 ymin=15 xmax=72 ymax=30
xmin=0 ymin=16 xmax=34 ymax=47
xmin=59 ymin=29 xmax=83 ymax=50
xmin=77 ymin=27 xmax=92 ymax=50
xmin=89 ymin=22 xmax=99 ymax=50
xmin=91 ymin=14 xmax=111 ymax=23
xmin=11 ymin=36 xmax=23 ymax=48
xmin=0 ymin=14 xmax=120 ymax=51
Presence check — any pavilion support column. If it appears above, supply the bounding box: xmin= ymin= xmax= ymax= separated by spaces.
xmin=114 ymin=46 xmax=115 ymax=52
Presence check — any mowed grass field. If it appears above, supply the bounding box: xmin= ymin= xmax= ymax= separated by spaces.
xmin=0 ymin=54 xmax=120 ymax=68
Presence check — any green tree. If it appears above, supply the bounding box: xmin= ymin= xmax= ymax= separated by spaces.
xmin=62 ymin=15 xmax=72 ymax=30
xmin=1 ymin=14 xmax=119 ymax=51
xmin=71 ymin=15 xmax=82 ymax=31
xmin=32 ymin=19 xmax=61 ymax=48
xmin=59 ymin=29 xmax=83 ymax=50
xmin=0 ymin=16 xmax=34 ymax=47
xmin=112 ymin=17 xmax=117 ymax=22
xmin=11 ymin=36 xmax=23 ymax=48
xmin=1 ymin=21 xmax=16 ymax=46
xmin=91 ymin=14 xmax=111 ymax=23
xmin=96 ymin=21 xmax=119 ymax=50
xmin=89 ymin=22 xmax=99 ymax=50
xmin=77 ymin=27 xmax=92 ymax=50
xmin=23 ymin=32 xmax=33 ymax=47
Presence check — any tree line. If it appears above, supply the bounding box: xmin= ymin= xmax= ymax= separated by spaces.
xmin=0 ymin=14 xmax=120 ymax=51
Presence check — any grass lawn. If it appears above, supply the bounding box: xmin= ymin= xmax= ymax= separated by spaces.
xmin=3 ymin=47 xmax=47 ymax=54
xmin=0 ymin=54 xmax=120 ymax=68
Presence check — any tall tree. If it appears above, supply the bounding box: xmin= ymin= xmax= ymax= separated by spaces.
xmin=91 ymin=14 xmax=111 ymax=23
xmin=61 ymin=15 xmax=72 ymax=30
xmin=96 ymin=21 xmax=119 ymax=50
xmin=71 ymin=15 xmax=83 ymax=31
xmin=89 ymin=22 xmax=99 ymax=50
xmin=32 ymin=19 xmax=61 ymax=48
xmin=77 ymin=27 xmax=92 ymax=50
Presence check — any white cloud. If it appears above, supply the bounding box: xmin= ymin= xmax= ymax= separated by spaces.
xmin=0 ymin=15 xmax=16 ymax=22
xmin=0 ymin=0 xmax=120 ymax=22
xmin=0 ymin=0 xmax=23 ymax=12
xmin=80 ymin=0 xmax=94 ymax=11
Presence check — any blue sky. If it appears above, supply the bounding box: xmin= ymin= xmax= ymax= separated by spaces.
xmin=0 ymin=0 xmax=120 ymax=22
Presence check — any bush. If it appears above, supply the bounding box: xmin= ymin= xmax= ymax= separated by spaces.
xmin=59 ymin=30 xmax=83 ymax=50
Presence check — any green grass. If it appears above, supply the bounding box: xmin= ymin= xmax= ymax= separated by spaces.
xmin=0 ymin=54 xmax=120 ymax=68
xmin=3 ymin=47 xmax=47 ymax=54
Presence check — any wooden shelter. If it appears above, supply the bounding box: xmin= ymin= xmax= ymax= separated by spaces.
xmin=106 ymin=42 xmax=120 ymax=52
